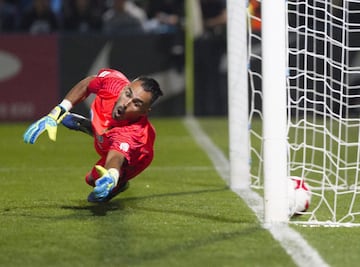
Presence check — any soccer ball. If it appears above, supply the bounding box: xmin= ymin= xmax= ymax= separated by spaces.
xmin=288 ymin=177 xmax=312 ymax=216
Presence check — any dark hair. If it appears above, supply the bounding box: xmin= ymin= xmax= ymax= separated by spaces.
xmin=135 ymin=76 xmax=164 ymax=105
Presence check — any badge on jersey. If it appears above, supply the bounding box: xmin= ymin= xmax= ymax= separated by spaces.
xmin=119 ymin=142 xmax=130 ymax=152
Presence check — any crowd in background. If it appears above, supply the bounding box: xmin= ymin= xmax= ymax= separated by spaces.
xmin=0 ymin=0 xmax=229 ymax=36
xmin=0 ymin=0 xmax=229 ymax=115
xmin=0 ymin=0 xmax=185 ymax=34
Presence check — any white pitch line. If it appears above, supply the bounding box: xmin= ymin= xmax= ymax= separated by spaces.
xmin=184 ymin=116 xmax=330 ymax=267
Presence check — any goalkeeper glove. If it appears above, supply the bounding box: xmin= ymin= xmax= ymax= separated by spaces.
xmin=23 ymin=105 xmax=68 ymax=144
xmin=93 ymin=165 xmax=120 ymax=200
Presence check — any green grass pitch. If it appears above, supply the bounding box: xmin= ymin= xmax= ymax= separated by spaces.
xmin=0 ymin=118 xmax=359 ymax=266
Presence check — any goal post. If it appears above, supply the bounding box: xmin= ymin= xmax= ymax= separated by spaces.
xmin=229 ymin=0 xmax=360 ymax=226
xmin=227 ymin=0 xmax=250 ymax=190
xmin=227 ymin=0 xmax=289 ymax=223
xmin=261 ymin=0 xmax=289 ymax=223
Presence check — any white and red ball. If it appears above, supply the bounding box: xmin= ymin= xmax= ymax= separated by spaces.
xmin=288 ymin=177 xmax=312 ymax=216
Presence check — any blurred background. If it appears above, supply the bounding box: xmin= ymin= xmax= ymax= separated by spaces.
xmin=0 ymin=0 xmax=230 ymax=121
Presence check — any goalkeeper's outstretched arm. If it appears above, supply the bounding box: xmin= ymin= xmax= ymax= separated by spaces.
xmin=23 ymin=76 xmax=95 ymax=144
xmin=91 ymin=149 xmax=126 ymax=200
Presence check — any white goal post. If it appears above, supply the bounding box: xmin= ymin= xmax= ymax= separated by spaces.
xmin=228 ymin=0 xmax=360 ymax=226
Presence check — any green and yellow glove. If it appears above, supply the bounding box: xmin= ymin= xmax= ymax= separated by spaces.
xmin=93 ymin=165 xmax=120 ymax=200
xmin=23 ymin=105 xmax=68 ymax=144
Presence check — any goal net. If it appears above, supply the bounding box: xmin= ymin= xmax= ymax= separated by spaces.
xmin=243 ymin=0 xmax=360 ymax=226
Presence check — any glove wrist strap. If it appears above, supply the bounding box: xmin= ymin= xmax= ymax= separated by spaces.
xmin=108 ymin=168 xmax=120 ymax=186
xmin=59 ymin=99 xmax=72 ymax=111
xmin=48 ymin=99 xmax=72 ymax=123
xmin=48 ymin=106 xmax=66 ymax=123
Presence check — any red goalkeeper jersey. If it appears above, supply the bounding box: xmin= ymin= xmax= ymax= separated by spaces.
xmin=87 ymin=68 xmax=156 ymax=180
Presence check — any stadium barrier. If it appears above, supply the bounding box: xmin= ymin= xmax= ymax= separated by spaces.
xmin=0 ymin=32 xmax=186 ymax=121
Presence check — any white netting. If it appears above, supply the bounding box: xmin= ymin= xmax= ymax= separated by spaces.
xmin=247 ymin=0 xmax=360 ymax=225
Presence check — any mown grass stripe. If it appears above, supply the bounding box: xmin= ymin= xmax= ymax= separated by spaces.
xmin=184 ymin=116 xmax=329 ymax=267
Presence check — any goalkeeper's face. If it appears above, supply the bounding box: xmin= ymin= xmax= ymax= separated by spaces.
xmin=112 ymin=80 xmax=152 ymax=121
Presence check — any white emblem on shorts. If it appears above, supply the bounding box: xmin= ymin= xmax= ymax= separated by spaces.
xmin=119 ymin=142 xmax=130 ymax=152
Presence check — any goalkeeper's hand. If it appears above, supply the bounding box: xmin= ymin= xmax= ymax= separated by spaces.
xmin=23 ymin=105 xmax=68 ymax=144
xmin=93 ymin=165 xmax=120 ymax=200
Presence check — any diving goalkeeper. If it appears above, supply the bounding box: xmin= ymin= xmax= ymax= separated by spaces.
xmin=23 ymin=68 xmax=163 ymax=202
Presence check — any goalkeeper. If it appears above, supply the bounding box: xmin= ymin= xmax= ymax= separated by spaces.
xmin=23 ymin=68 xmax=163 ymax=202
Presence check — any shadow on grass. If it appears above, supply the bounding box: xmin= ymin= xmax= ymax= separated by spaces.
xmin=61 ymin=186 xmax=230 ymax=217
xmin=61 ymin=201 xmax=125 ymax=216
xmin=1 ymin=187 xmax=234 ymax=221
xmin=119 ymin=186 xmax=229 ymax=202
